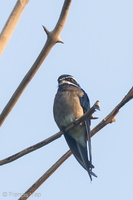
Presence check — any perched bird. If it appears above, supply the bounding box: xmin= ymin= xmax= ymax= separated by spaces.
xmin=53 ymin=74 xmax=96 ymax=180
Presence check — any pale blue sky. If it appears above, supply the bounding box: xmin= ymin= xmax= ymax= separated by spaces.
xmin=0 ymin=0 xmax=133 ymax=200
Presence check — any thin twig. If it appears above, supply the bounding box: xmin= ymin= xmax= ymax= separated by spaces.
xmin=18 ymin=87 xmax=133 ymax=200
xmin=0 ymin=0 xmax=29 ymax=55
xmin=0 ymin=101 xmax=99 ymax=166
xmin=0 ymin=0 xmax=72 ymax=126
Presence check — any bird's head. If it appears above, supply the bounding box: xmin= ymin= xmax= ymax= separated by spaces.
xmin=58 ymin=74 xmax=80 ymax=88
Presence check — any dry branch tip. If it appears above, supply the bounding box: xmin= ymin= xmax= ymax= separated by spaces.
xmin=95 ymin=100 xmax=100 ymax=111
xmin=110 ymin=118 xmax=116 ymax=123
xmin=91 ymin=115 xmax=99 ymax=120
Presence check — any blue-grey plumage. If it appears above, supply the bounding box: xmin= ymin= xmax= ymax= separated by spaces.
xmin=53 ymin=74 xmax=97 ymax=180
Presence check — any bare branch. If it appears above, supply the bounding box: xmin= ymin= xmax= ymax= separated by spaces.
xmin=0 ymin=0 xmax=72 ymax=126
xmin=18 ymin=150 xmax=71 ymax=200
xmin=0 ymin=101 xmax=99 ymax=165
xmin=0 ymin=0 xmax=29 ymax=55
xmin=18 ymin=87 xmax=133 ymax=200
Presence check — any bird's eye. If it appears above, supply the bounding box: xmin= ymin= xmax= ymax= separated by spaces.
xmin=70 ymin=78 xmax=76 ymax=84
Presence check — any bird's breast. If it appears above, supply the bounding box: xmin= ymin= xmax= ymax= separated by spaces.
xmin=53 ymin=90 xmax=84 ymax=129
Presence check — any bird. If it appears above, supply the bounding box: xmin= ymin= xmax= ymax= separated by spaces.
xmin=53 ymin=74 xmax=97 ymax=180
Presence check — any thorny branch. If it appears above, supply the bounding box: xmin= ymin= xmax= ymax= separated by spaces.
xmin=0 ymin=0 xmax=29 ymax=55
xmin=0 ymin=0 xmax=72 ymax=126
xmin=18 ymin=87 xmax=133 ymax=200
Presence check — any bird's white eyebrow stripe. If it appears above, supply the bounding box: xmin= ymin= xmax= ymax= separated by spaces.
xmin=60 ymin=76 xmax=77 ymax=82
xmin=59 ymin=80 xmax=79 ymax=87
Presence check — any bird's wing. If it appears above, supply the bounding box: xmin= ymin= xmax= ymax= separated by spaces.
xmin=79 ymin=90 xmax=92 ymax=164
xmin=79 ymin=89 xmax=90 ymax=112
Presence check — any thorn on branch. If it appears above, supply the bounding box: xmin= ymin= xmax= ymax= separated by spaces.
xmin=42 ymin=25 xmax=50 ymax=37
xmin=42 ymin=25 xmax=64 ymax=44
xmin=56 ymin=37 xmax=64 ymax=44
